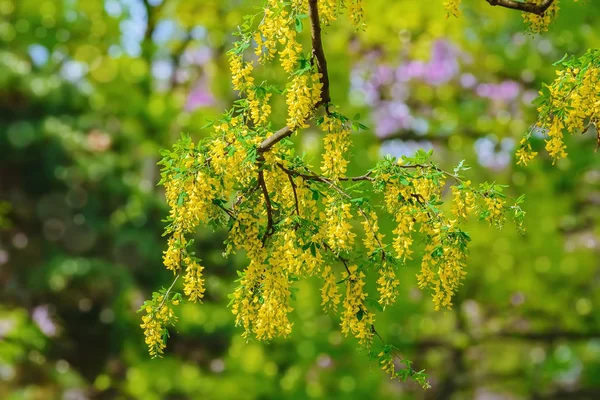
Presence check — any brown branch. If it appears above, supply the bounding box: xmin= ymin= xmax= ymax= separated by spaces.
xmin=485 ymin=0 xmax=555 ymax=15
xmin=308 ymin=0 xmax=331 ymax=107
xmin=277 ymin=163 xmax=372 ymax=183
xmin=215 ymin=203 xmax=236 ymax=219
xmin=287 ymin=174 xmax=301 ymax=216
xmin=257 ymin=125 xmax=293 ymax=154
xmin=379 ymin=128 xmax=481 ymax=143
xmin=257 ymin=162 xmax=275 ymax=246
xmin=322 ymin=241 xmax=352 ymax=275
xmin=257 ymin=0 xmax=331 ymax=154
xmin=277 ymin=164 xmax=386 ymax=254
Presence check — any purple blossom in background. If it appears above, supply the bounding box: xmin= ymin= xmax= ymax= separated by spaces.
xmin=474 ymin=136 xmax=515 ymax=170
xmin=32 ymin=305 xmax=58 ymax=337
xmin=397 ymin=40 xmax=460 ymax=86
xmin=460 ymin=73 xmax=477 ymax=89
xmin=179 ymin=47 xmax=216 ymax=112
xmin=373 ymin=101 xmax=413 ymax=137
xmin=185 ymin=78 xmax=215 ymax=112
xmin=183 ymin=47 xmax=212 ymax=66
xmin=352 ymin=40 xmax=463 ymax=139
xmin=476 ymin=80 xmax=521 ymax=102
xmin=380 ymin=139 xmax=434 ymax=159
xmin=351 ymin=38 xmax=530 ymax=153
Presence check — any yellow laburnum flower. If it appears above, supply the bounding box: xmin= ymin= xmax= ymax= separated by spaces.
xmin=323 ymin=197 xmax=356 ymax=253
xmin=319 ymin=0 xmax=338 ymax=24
xmin=451 ymin=180 xmax=475 ymax=219
xmin=516 ymin=137 xmax=539 ymax=166
xmin=376 ymin=261 xmax=400 ymax=308
xmin=183 ymin=257 xmax=206 ymax=302
xmin=229 ymin=53 xmax=254 ymax=93
xmin=231 ymin=257 xmax=263 ymax=338
xmin=140 ymin=301 xmax=177 ymax=357
xmin=483 ymin=197 xmax=506 ymax=228
xmin=247 ymin=89 xmax=272 ymax=126
xmin=522 ymin=0 xmax=560 ymax=33
xmin=286 ymin=72 xmax=323 ymax=129
xmin=362 ymin=211 xmax=384 ymax=254
xmin=254 ymin=240 xmax=294 ymax=340
xmin=279 ymin=29 xmax=302 ymax=74
xmin=347 ymin=0 xmax=364 ymax=27
xmin=443 ymin=0 xmax=462 ymax=18
xmin=321 ymin=266 xmax=341 ymax=312
xmin=163 ymin=234 xmax=184 ymax=273
xmin=340 ymin=265 xmax=373 ymax=346
xmin=320 ymin=114 xmax=351 ymax=181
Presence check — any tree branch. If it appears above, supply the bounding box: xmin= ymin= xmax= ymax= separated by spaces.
xmin=257 ymin=161 xmax=275 ymax=246
xmin=257 ymin=0 xmax=331 ymax=154
xmin=287 ymin=173 xmax=301 ymax=216
xmin=485 ymin=0 xmax=555 ymax=15
xmin=308 ymin=0 xmax=331 ymax=107
xmin=277 ymin=164 xmax=385 ymax=253
xmin=257 ymin=125 xmax=293 ymax=154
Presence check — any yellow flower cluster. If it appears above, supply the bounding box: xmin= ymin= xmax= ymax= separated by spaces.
xmin=515 ymin=137 xmax=539 ymax=166
xmin=229 ymin=53 xmax=254 ymax=93
xmin=376 ymin=261 xmax=400 ymax=309
xmin=258 ymin=1 xmax=285 ymax=60
xmin=361 ymin=211 xmax=383 ymax=254
xmin=319 ymin=0 xmax=338 ymax=24
xmin=286 ymin=72 xmax=323 ymax=129
xmin=443 ymin=0 xmax=462 ymax=18
xmin=483 ymin=196 xmax=506 ymax=227
xmin=255 ymin=244 xmax=294 ymax=340
xmin=247 ymin=89 xmax=272 ymax=126
xmin=340 ymin=265 xmax=374 ymax=346
xmin=522 ymin=0 xmax=560 ymax=33
xmin=183 ymin=256 xmax=206 ymax=303
xmin=320 ymin=114 xmax=351 ymax=180
xmin=347 ymin=0 xmax=365 ymax=27
xmin=451 ymin=181 xmax=475 ymax=219
xmin=384 ymin=172 xmax=441 ymax=263
xmin=323 ymin=196 xmax=356 ymax=253
xmin=540 ymin=64 xmax=599 ymax=162
xmin=231 ymin=257 xmax=264 ymax=337
xmin=545 ymin=120 xmax=568 ymax=160
xmin=164 ymin=170 xmax=217 ymax=234
xmin=255 ymin=0 xmax=303 ymax=71
xmin=321 ymin=265 xmax=342 ymax=312
xmin=163 ymin=234 xmax=183 ymax=273
xmin=140 ymin=298 xmax=178 ymax=358
xmin=417 ymin=222 xmax=468 ymax=310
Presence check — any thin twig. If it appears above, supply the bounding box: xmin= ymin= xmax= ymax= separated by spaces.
xmin=157 ymin=274 xmax=180 ymax=311
xmin=257 ymin=163 xmax=275 ymax=246
xmin=485 ymin=0 xmax=555 ymax=15
xmin=277 ymin=163 xmax=386 ymax=254
xmin=257 ymin=0 xmax=332 ymax=154
xmin=215 ymin=203 xmax=236 ymax=219
xmin=308 ymin=0 xmax=331 ymax=107
xmin=287 ymin=173 xmax=301 ymax=216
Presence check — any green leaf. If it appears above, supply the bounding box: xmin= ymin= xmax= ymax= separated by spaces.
xmin=295 ymin=16 xmax=303 ymax=33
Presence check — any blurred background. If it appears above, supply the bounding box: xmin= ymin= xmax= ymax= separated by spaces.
xmin=1 ymin=0 xmax=600 ymax=399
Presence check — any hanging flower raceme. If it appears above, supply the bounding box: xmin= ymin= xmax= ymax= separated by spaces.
xmin=145 ymin=0 xmax=529 ymax=390
xmin=519 ymin=49 xmax=600 ymax=164
xmin=320 ymin=113 xmax=351 ymax=181
xmin=286 ymin=71 xmax=323 ymax=129
xmin=522 ymin=0 xmax=560 ymax=33
xmin=443 ymin=0 xmax=462 ymax=17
